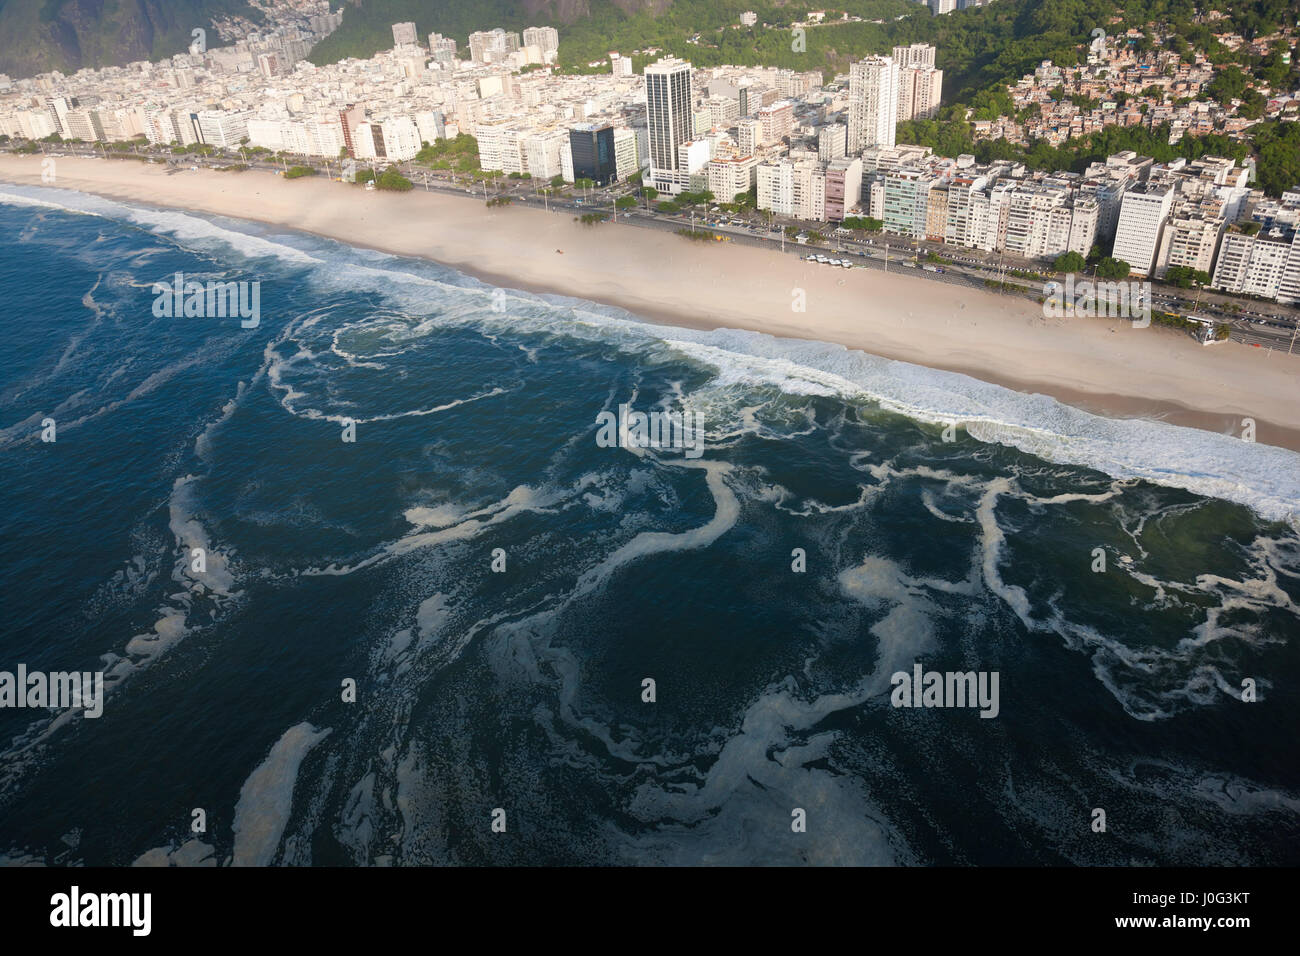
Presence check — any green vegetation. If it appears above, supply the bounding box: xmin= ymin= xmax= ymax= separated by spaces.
xmin=283 ymin=165 xmax=316 ymax=179
xmin=718 ymin=186 xmax=756 ymax=211
xmin=575 ymin=212 xmax=608 ymax=225
xmin=1052 ymin=251 xmax=1086 ymax=273
xmin=309 ymin=0 xmax=915 ymax=78
xmin=676 ymin=228 xmax=719 ymax=242
xmin=0 ymin=0 xmax=259 ymax=79
xmin=415 ymin=134 xmax=480 ymax=173
xmin=841 ymin=216 xmax=884 ymax=233
xmin=1151 ymin=310 xmax=1190 ymax=329
xmin=674 ymin=189 xmax=715 ymax=207
xmin=614 ymin=196 xmax=637 ymax=210
xmin=1162 ymin=265 xmax=1210 ymax=288
xmin=1095 ymin=257 xmax=1131 ymax=280
xmin=376 ymin=169 xmax=413 ymax=191
xmin=486 ymin=195 xmax=513 ymax=207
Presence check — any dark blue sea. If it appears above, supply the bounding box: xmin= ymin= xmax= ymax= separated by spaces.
xmin=1 ymin=184 xmax=1297 ymax=866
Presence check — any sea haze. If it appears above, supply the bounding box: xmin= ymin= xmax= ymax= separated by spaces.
xmin=0 ymin=187 xmax=1297 ymax=866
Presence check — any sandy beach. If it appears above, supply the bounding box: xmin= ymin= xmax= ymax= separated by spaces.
xmin=3 ymin=154 xmax=1298 ymax=450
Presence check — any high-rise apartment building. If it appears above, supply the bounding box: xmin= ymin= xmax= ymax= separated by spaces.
xmin=522 ymin=26 xmax=559 ymax=60
xmin=428 ymin=33 xmax=457 ymax=56
xmin=891 ymin=44 xmax=936 ymax=70
xmin=391 ymin=22 xmax=417 ymax=48
xmin=824 ymin=157 xmax=863 ymax=222
xmin=1153 ymin=215 xmax=1224 ymax=279
xmin=1212 ymin=226 xmax=1300 ymax=301
xmin=847 ymin=56 xmax=898 ymax=153
xmin=612 ymin=127 xmax=640 ymax=180
xmin=469 ymin=29 xmax=517 ymax=65
xmin=757 ymin=100 xmax=794 ymax=143
xmin=896 ymin=66 xmax=943 ymax=121
xmin=818 ymin=124 xmax=846 ymax=162
xmin=737 ymin=117 xmax=762 ymax=156
xmin=707 ymin=154 xmax=759 ymax=203
xmin=645 ymin=57 xmax=693 ymax=194
xmin=1112 ymin=183 xmax=1174 ymax=276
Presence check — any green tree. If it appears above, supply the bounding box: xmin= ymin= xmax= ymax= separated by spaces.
xmin=1095 ymin=257 xmax=1130 ymax=280
xmin=1053 ymin=251 xmax=1086 ymax=273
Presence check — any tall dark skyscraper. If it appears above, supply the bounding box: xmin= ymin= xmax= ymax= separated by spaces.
xmin=569 ymin=123 xmax=617 ymax=186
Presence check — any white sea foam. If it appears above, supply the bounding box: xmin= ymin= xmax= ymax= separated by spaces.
xmin=231 ymin=722 xmax=332 ymax=866
xmin=5 ymin=183 xmax=1297 ymax=525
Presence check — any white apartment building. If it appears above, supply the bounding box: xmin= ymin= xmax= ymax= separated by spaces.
xmin=379 ymin=115 xmax=421 ymax=161
xmin=708 ymin=154 xmax=759 ymax=203
xmin=474 ymin=122 xmax=523 ymax=172
xmin=414 ymin=110 xmax=445 ymax=144
xmin=892 ymin=44 xmax=936 ymax=69
xmin=1067 ymin=198 xmax=1099 ymax=256
xmin=63 ymin=109 xmax=103 ymax=141
xmin=757 ymin=99 xmax=793 ymax=142
xmin=677 ymin=138 xmax=710 ymax=183
xmin=522 ymin=26 xmax=559 ymax=60
xmin=523 ymin=128 xmax=567 ymax=180
xmin=818 ymin=123 xmax=846 ymax=161
xmin=468 ymin=29 xmax=518 ymax=65
xmin=706 ymin=95 xmax=739 ymax=128
xmin=194 ymin=109 xmax=250 ymax=148
xmin=1112 ymin=184 xmax=1174 ymax=275
xmin=847 ymin=56 xmax=898 ymax=152
xmin=391 ymin=22 xmax=418 ymax=48
xmin=1003 ymin=185 xmax=1075 ymax=260
xmin=613 ymin=126 xmax=639 ymax=179
xmin=944 ymin=176 xmax=989 ymax=247
xmin=1211 ymin=227 xmax=1300 ymax=301
xmin=737 ymin=117 xmax=762 ymax=156
xmin=896 ymin=66 xmax=943 ymax=121
xmin=758 ymin=159 xmax=824 ymax=221
xmin=1153 ymin=215 xmax=1223 ymax=278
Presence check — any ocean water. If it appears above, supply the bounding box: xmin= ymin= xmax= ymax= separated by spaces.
xmin=0 ymin=183 xmax=1298 ymax=866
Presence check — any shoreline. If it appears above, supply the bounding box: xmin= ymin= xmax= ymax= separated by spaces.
xmin=3 ymin=154 xmax=1299 ymax=453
